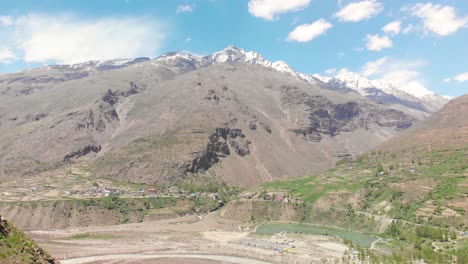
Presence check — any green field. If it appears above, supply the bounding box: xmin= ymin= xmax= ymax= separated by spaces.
xmin=63 ymin=232 xmax=117 ymax=240
xmin=255 ymin=222 xmax=378 ymax=248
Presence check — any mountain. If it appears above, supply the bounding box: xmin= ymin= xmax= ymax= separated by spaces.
xmin=154 ymin=46 xmax=319 ymax=83
xmin=263 ymin=94 xmax=467 ymax=264
xmin=0 ymin=215 xmax=57 ymax=263
xmin=1 ymin=45 xmax=446 ymax=118
xmin=0 ymin=47 xmax=421 ymax=187
xmin=264 ymin=95 xmax=467 ymax=210
xmin=379 ymin=94 xmax=468 ymax=152
xmin=314 ymin=69 xmax=448 ymax=118
xmin=0 ymin=57 xmax=150 ymax=96
xmin=156 ymin=47 xmax=447 ymax=119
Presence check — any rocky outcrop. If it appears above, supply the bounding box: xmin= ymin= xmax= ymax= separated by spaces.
xmin=204 ymin=89 xmax=220 ymax=102
xmin=281 ymin=85 xmax=415 ymax=142
xmin=183 ymin=127 xmax=251 ymax=174
xmin=76 ymin=82 xmax=145 ymax=133
xmin=63 ymin=144 xmax=101 ymax=163
xmin=229 ymin=139 xmax=252 ymax=156
xmin=102 ymin=89 xmax=119 ymax=106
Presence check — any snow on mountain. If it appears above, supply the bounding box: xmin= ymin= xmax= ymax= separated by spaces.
xmin=37 ymin=57 xmax=151 ymax=72
xmin=153 ymin=46 xmax=447 ymax=113
xmin=315 ymin=69 xmax=448 ymax=113
xmin=18 ymin=45 xmax=448 ymax=115
xmin=154 ymin=46 xmax=322 ymax=85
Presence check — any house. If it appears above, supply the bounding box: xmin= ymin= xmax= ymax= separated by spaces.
xmin=275 ymin=194 xmax=284 ymax=202
xmin=146 ymin=189 xmax=157 ymax=194
xmin=168 ymin=186 xmax=179 ymax=195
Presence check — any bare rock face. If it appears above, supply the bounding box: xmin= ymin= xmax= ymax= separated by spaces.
xmin=282 ymin=85 xmax=415 ymax=142
xmin=183 ymin=127 xmax=251 ymax=174
xmin=63 ymin=145 xmax=102 ymax=163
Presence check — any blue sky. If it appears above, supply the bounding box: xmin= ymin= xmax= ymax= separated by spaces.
xmin=0 ymin=0 xmax=467 ymax=97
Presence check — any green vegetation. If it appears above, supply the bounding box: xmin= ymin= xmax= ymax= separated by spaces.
xmin=256 ymin=222 xmax=378 ymax=248
xmin=264 ymin=147 xmax=467 ymax=226
xmin=263 ymin=176 xmax=363 ymax=203
xmin=63 ymin=232 xmax=116 ymax=240
xmin=0 ymin=219 xmax=55 ymax=263
xmin=345 ymin=222 xmax=467 ymax=264
xmin=2 ymin=196 xmax=221 ymax=226
xmin=91 ymin=132 xmax=206 ymax=180
xmin=262 ymin=147 xmax=467 ymax=263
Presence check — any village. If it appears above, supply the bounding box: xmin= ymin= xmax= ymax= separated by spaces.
xmin=73 ymin=184 xmax=223 ymax=200
xmin=76 ymin=185 xmax=303 ymax=204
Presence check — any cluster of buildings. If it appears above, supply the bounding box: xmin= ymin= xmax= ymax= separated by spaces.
xmin=239 ymin=191 xmax=303 ymax=204
xmin=78 ymin=185 xmax=219 ymax=201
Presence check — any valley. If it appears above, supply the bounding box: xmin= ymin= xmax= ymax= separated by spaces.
xmin=0 ymin=47 xmax=465 ymax=264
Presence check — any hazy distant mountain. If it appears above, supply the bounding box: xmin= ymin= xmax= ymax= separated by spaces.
xmin=313 ymin=69 xmax=448 ymax=117
xmin=379 ymin=94 xmax=468 ymax=152
xmin=0 ymin=57 xmax=150 ymax=96
xmin=0 ymin=47 xmax=422 ymax=187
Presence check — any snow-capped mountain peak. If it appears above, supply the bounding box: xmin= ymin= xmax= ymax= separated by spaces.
xmin=319 ymin=69 xmax=448 ymax=112
xmin=382 ymin=80 xmax=434 ymax=98
xmin=207 ymin=46 xmax=271 ymax=67
xmin=334 ymin=69 xmax=375 ymax=91
xmin=152 ymin=46 xmax=447 ymax=113
xmin=156 ymin=52 xmax=201 ymax=62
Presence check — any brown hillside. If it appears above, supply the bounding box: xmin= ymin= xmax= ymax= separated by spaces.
xmin=379 ymin=94 xmax=468 ymax=152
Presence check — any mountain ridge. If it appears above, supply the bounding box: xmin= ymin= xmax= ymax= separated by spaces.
xmin=1 ymin=45 xmax=448 ymax=117
xmin=0 ymin=57 xmax=417 ymax=187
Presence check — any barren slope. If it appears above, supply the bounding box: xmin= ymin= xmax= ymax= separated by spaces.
xmin=379 ymin=94 xmax=468 ymax=152
xmin=0 ymin=61 xmax=416 ymax=187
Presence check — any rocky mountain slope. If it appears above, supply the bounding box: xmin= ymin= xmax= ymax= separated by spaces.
xmin=265 ymin=95 xmax=467 ymax=226
xmin=379 ymin=94 xmax=468 ymax=152
xmin=0 ymin=215 xmax=57 ymax=263
xmin=157 ymin=46 xmax=447 ymax=118
xmin=262 ymin=94 xmax=467 ymax=264
xmin=0 ymin=47 xmax=426 ymax=187
xmin=314 ymin=69 xmax=448 ymax=117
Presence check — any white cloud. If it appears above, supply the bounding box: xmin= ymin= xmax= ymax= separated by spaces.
xmin=454 ymin=72 xmax=468 ymax=82
xmin=402 ymin=24 xmax=415 ymax=34
xmin=361 ymin=57 xmax=426 ymax=78
xmin=6 ymin=14 xmax=165 ymax=64
xmin=407 ymin=3 xmax=468 ymax=36
xmin=382 ymin=20 xmax=401 ymax=34
xmin=335 ymin=0 xmax=383 ymax=22
xmin=0 ymin=47 xmax=16 ymax=63
xmin=287 ymin=19 xmax=332 ymax=42
xmin=365 ymin=34 xmax=392 ymax=51
xmin=0 ymin=15 xmax=13 ymax=26
xmin=248 ymin=0 xmax=310 ymax=20
xmin=380 ymin=70 xmax=419 ymax=85
xmin=176 ymin=5 xmax=193 ymax=14
xmin=361 ymin=57 xmax=434 ymax=97
xmin=443 ymin=77 xmax=451 ymax=83
xmin=362 ymin=56 xmax=388 ymax=76
xmin=185 ymin=37 xmax=192 ymax=43
xmin=325 ymin=68 xmax=337 ymax=75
